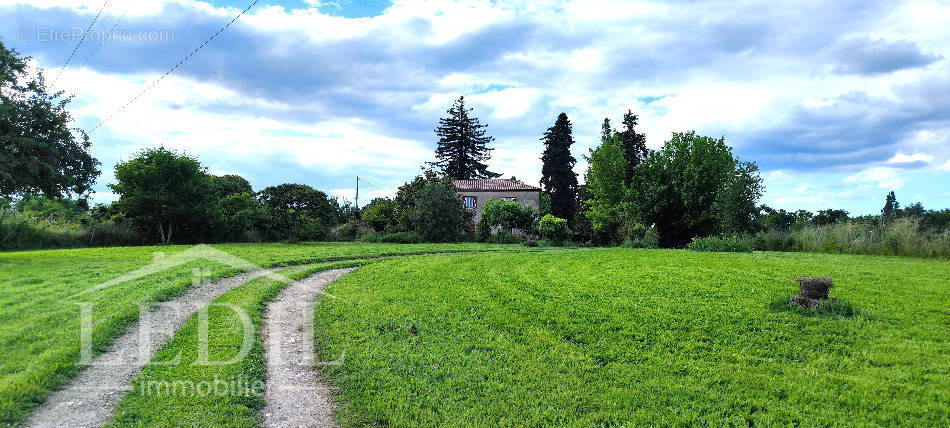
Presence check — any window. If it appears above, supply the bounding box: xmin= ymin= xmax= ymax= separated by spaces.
xmin=463 ymin=196 xmax=477 ymax=209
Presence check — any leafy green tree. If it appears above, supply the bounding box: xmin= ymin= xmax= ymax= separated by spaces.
xmin=920 ymin=208 xmax=950 ymax=231
xmin=584 ymin=135 xmax=628 ymax=244
xmin=617 ymin=110 xmax=648 ymax=185
xmin=258 ymin=183 xmax=336 ymax=241
xmin=110 ymin=148 xmax=210 ymax=244
xmin=538 ymin=193 xmax=551 ymax=218
xmin=572 ymin=185 xmax=594 ymax=242
xmin=332 ymin=198 xmax=359 ymax=225
xmin=539 ymin=113 xmax=578 ymax=225
xmin=480 ymin=199 xmax=536 ymax=233
xmin=361 ymin=197 xmax=397 ymax=231
xmin=630 ymin=131 xmax=748 ymax=247
xmin=757 ymin=206 xmax=797 ymax=231
xmin=429 ymin=96 xmax=500 ymax=179
xmin=714 ymin=161 xmax=763 ymax=234
xmin=882 ymin=191 xmax=900 ymax=223
xmin=902 ymin=202 xmax=925 ymax=219
xmin=411 ymin=182 xmax=469 ymax=242
xmin=210 ymin=174 xmax=253 ymax=197
xmin=206 ymin=174 xmax=261 ymax=241
xmin=13 ymin=195 xmax=89 ymax=223
xmin=394 ymin=169 xmax=452 ymax=231
xmin=212 ymin=192 xmax=264 ymax=241
xmin=812 ymin=209 xmax=849 ymax=226
xmin=0 ymin=41 xmax=100 ymax=198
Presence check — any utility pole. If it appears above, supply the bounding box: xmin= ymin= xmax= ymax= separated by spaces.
xmin=355 ymin=176 xmax=360 ymax=219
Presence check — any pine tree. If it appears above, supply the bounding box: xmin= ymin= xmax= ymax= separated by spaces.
xmin=882 ymin=191 xmax=900 ymax=223
xmin=429 ymin=96 xmax=500 ymax=179
xmin=618 ymin=110 xmax=647 ymax=185
xmin=600 ymin=117 xmax=613 ymax=141
xmin=540 ymin=113 xmax=579 ymax=224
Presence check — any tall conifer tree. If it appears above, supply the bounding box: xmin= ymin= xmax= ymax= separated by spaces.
xmin=429 ymin=96 xmax=500 ymax=179
xmin=540 ymin=113 xmax=579 ymax=224
xmin=600 ymin=117 xmax=613 ymax=141
xmin=618 ymin=110 xmax=648 ymax=185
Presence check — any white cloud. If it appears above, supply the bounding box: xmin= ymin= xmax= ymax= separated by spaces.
xmin=844 ymin=167 xmax=905 ymax=189
xmin=888 ymin=151 xmax=933 ymax=164
xmin=4 ymin=0 xmax=950 ymax=214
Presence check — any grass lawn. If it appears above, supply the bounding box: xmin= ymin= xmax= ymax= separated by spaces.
xmin=316 ymin=249 xmax=950 ymax=426
xmin=0 ymin=242 xmax=515 ymax=426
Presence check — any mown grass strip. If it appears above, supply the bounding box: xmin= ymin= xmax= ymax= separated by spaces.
xmin=0 ymin=242 xmax=518 ymax=426
xmin=315 ymin=250 xmax=950 ymax=426
xmin=108 ymin=259 xmax=369 ymax=426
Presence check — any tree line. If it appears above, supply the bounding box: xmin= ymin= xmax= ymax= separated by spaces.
xmin=2 ymin=39 xmax=947 ymax=254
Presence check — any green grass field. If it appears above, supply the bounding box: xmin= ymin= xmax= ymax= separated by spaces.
xmin=0 ymin=242 xmax=514 ymax=426
xmin=315 ymin=249 xmax=950 ymax=426
xmin=2 ymin=244 xmax=948 ymax=426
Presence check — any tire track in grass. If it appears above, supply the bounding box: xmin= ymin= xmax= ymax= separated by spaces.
xmin=260 ymin=268 xmax=355 ymax=427
xmin=25 ymin=268 xmax=284 ymax=428
xmin=107 ymin=261 xmax=365 ymax=427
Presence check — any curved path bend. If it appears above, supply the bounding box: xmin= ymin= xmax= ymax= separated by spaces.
xmin=261 ymin=268 xmax=356 ymax=428
xmin=26 ymin=268 xmax=282 ymax=428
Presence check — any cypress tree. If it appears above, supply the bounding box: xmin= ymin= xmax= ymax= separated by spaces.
xmin=540 ymin=113 xmax=579 ymax=224
xmin=429 ymin=96 xmax=500 ymax=179
xmin=618 ymin=109 xmax=648 ymax=185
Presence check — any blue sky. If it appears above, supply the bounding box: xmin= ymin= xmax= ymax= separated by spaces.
xmin=2 ymin=0 xmax=949 ymax=215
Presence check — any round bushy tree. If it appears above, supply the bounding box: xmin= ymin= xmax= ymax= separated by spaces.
xmin=539 ymin=214 xmax=572 ymax=243
xmin=1 ymin=41 xmax=100 ymax=198
xmin=480 ymin=199 xmax=536 ymax=233
xmin=411 ymin=182 xmax=468 ymax=242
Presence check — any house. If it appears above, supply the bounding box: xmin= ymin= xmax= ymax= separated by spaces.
xmin=453 ymin=179 xmax=541 ymax=224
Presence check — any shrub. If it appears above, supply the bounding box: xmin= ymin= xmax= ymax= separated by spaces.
xmin=751 ymin=229 xmax=796 ymax=252
xmin=788 ymin=218 xmax=948 ymax=258
xmin=624 ymin=223 xmax=659 ymax=249
xmin=475 ymin=216 xmax=492 ymax=242
xmin=85 ymin=221 xmax=140 ymax=247
xmin=361 ymin=198 xmax=397 ymax=232
xmin=538 ymin=214 xmax=571 ymax=242
xmin=686 ymin=234 xmax=753 ymax=252
xmin=523 ymin=239 xmax=539 ymax=247
xmin=0 ymin=211 xmax=139 ymax=250
xmin=488 ymin=230 xmax=524 ymax=244
xmin=328 ymin=221 xmax=374 ymax=242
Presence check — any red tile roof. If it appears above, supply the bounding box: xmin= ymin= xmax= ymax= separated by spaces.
xmin=453 ymin=179 xmax=541 ymax=192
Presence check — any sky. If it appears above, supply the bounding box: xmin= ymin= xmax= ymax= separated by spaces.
xmin=2 ymin=0 xmax=949 ymax=215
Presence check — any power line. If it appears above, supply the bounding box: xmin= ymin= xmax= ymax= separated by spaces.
xmin=78 ymin=5 xmax=129 ymax=69
xmin=90 ymin=0 xmax=262 ymax=133
xmin=52 ymin=0 xmax=111 ymax=87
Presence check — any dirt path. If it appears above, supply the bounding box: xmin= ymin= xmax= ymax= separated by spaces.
xmin=261 ymin=268 xmax=355 ymax=428
xmin=26 ymin=268 xmax=283 ymax=428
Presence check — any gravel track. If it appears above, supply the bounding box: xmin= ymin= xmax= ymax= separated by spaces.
xmin=261 ymin=268 xmax=355 ymax=428
xmin=26 ymin=268 xmax=282 ymax=428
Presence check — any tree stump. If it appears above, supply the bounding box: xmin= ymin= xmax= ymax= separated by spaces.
xmin=789 ymin=295 xmax=837 ymax=308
